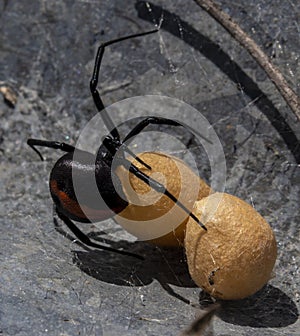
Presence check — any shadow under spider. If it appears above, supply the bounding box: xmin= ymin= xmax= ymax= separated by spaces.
xmin=72 ymin=230 xmax=196 ymax=305
xmin=56 ymin=219 xmax=299 ymax=328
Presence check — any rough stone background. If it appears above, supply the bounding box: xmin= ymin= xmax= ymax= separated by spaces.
xmin=0 ymin=0 xmax=299 ymax=335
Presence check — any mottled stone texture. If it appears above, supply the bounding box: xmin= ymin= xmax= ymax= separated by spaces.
xmin=0 ymin=1 xmax=299 ymax=335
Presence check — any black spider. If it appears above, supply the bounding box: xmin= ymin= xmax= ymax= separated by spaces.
xmin=27 ymin=28 xmax=207 ymax=259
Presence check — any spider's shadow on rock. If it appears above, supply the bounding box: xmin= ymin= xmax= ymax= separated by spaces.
xmin=215 ymin=285 xmax=299 ymax=328
xmin=56 ymin=216 xmax=298 ymax=327
xmin=135 ymin=1 xmax=300 ymax=164
xmin=72 ymin=232 xmax=299 ymax=328
xmin=72 ymin=230 xmax=196 ymax=305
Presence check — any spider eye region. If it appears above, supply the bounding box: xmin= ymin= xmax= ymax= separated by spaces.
xmin=102 ymin=135 xmax=120 ymax=156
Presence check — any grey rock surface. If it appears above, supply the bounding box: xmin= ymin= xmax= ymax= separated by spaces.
xmin=0 ymin=1 xmax=299 ymax=335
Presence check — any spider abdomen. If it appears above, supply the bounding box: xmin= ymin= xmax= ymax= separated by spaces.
xmin=50 ymin=151 xmax=128 ymax=223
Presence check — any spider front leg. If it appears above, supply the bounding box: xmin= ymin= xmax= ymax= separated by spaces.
xmin=27 ymin=139 xmax=76 ymax=161
xmin=90 ymin=29 xmax=159 ymax=141
xmin=90 ymin=29 xmax=159 ymax=171
xmin=122 ymin=116 xmax=212 ymax=144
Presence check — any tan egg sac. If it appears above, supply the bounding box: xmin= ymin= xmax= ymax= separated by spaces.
xmin=115 ymin=152 xmax=212 ymax=246
xmin=185 ymin=192 xmax=277 ymax=300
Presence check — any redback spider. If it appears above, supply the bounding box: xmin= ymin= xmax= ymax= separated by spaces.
xmin=27 ymin=28 xmax=208 ymax=259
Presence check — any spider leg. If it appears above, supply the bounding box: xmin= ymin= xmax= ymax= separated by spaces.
xmin=120 ymin=144 xmax=152 ymax=170
xmin=102 ymin=135 xmax=152 ymax=171
xmin=116 ymin=117 xmax=209 ymax=230
xmin=27 ymin=139 xmax=76 ymax=161
xmin=55 ymin=207 xmax=144 ymax=260
xmin=159 ymin=281 xmax=191 ymax=305
xmin=90 ymin=29 xmax=159 ymax=141
xmin=116 ymin=156 xmax=207 ymax=231
xmin=122 ymin=116 xmax=212 ymax=144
